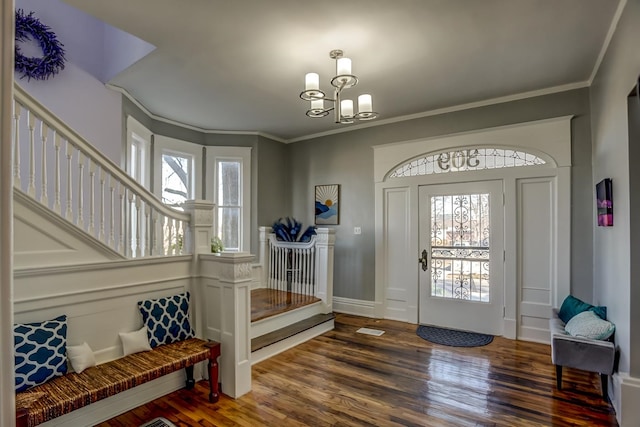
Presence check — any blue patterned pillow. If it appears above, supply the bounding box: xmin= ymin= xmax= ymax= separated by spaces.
xmin=138 ymin=292 xmax=194 ymax=348
xmin=14 ymin=315 xmax=67 ymax=392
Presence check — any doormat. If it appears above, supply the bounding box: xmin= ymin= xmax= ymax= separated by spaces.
xmin=416 ymin=325 xmax=493 ymax=347
xmin=356 ymin=327 xmax=385 ymax=336
xmin=139 ymin=417 xmax=177 ymax=427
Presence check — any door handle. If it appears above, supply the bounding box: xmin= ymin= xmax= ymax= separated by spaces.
xmin=418 ymin=249 xmax=429 ymax=271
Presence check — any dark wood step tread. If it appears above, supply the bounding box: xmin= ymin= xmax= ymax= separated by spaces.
xmin=251 ymin=313 xmax=335 ymax=352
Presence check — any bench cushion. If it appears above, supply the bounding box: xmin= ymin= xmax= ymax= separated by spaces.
xmin=16 ymin=337 xmax=211 ymax=427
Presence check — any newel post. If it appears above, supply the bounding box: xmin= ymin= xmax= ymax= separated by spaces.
xmin=182 ymin=200 xmax=214 ymax=345
xmin=259 ymin=226 xmax=272 ymax=287
xmin=315 ymin=228 xmax=336 ymax=313
xmin=183 ymin=199 xmax=215 ymax=255
xmin=211 ymin=252 xmax=254 ymax=398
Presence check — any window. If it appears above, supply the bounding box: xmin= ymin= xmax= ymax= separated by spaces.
xmin=126 ymin=116 xmax=151 ymax=188
xmin=206 ymin=147 xmax=251 ymax=252
xmin=126 ymin=117 xmax=152 ymax=256
xmin=153 ymin=135 xmax=203 ymax=205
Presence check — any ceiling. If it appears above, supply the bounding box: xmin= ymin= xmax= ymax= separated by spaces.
xmin=62 ymin=0 xmax=621 ymax=142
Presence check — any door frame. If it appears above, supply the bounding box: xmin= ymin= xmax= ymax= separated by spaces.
xmin=373 ymin=117 xmax=572 ymax=340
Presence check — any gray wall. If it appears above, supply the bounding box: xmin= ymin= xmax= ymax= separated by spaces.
xmin=121 ymin=96 xmax=291 ymax=254
xmin=290 ymin=88 xmax=593 ymax=301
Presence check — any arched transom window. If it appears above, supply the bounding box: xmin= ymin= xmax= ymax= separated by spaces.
xmin=388 ymin=148 xmax=547 ymax=178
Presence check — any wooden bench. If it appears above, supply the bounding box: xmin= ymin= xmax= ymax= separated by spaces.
xmin=16 ymin=338 xmax=220 ymax=427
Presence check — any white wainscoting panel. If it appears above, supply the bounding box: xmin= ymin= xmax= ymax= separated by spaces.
xmin=517 ymin=177 xmax=555 ymax=343
xmin=382 ymin=187 xmax=415 ymax=322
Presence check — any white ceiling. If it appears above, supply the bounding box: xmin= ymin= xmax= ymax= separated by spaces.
xmin=62 ymin=0 xmax=621 ymax=141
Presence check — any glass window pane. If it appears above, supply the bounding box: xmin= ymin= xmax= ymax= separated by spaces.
xmin=218 ymin=207 xmax=240 ymax=251
xmin=162 ymin=153 xmax=190 ymax=207
xmin=218 ymin=161 xmax=240 ymax=206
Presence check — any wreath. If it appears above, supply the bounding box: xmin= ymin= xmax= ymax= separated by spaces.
xmin=15 ymin=9 xmax=66 ymax=81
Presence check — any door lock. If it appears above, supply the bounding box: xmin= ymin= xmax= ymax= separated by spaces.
xmin=418 ymin=249 xmax=429 ymax=271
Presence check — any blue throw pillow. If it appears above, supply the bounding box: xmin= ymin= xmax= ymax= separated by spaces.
xmin=558 ymin=295 xmax=607 ymax=324
xmin=14 ymin=315 xmax=67 ymax=392
xmin=138 ymin=292 xmax=195 ymax=348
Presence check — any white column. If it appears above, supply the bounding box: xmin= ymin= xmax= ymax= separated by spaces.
xmin=199 ymin=252 xmax=253 ymax=398
xmin=258 ymin=226 xmax=272 ymax=288
xmin=0 ymin=0 xmax=15 ymax=425
xmin=315 ymin=228 xmax=336 ymax=313
xmin=183 ymin=199 xmax=215 ymax=354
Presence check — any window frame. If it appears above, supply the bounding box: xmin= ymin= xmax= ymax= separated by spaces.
xmin=205 ymin=146 xmax=251 ymax=252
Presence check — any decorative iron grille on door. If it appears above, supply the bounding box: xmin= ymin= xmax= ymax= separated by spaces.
xmin=430 ymin=193 xmax=491 ymax=302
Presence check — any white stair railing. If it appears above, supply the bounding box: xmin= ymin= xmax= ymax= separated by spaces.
xmin=259 ymin=226 xmax=335 ymax=313
xmin=12 ymin=84 xmax=191 ymax=257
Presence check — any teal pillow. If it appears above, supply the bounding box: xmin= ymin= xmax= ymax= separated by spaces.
xmin=565 ymin=311 xmax=615 ymax=340
xmin=558 ymin=295 xmax=607 ymax=324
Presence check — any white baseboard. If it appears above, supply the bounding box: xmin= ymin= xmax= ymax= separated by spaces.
xmin=40 ymin=365 xmax=205 ymax=427
xmin=332 ymin=296 xmax=375 ymax=317
xmin=612 ymin=372 xmax=640 ymax=426
xmin=251 ymin=320 xmax=334 ymax=365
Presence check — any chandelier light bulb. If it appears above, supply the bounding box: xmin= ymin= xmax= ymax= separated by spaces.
xmin=341 ymin=99 xmax=354 ymax=117
xmin=358 ymin=94 xmax=373 ymax=113
xmin=311 ymin=98 xmax=324 ymax=111
xmin=305 ymin=73 xmax=319 ymax=91
xmin=337 ymin=57 xmax=351 ymax=76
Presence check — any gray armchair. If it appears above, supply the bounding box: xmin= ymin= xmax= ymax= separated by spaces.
xmin=549 ymin=309 xmax=616 ymax=398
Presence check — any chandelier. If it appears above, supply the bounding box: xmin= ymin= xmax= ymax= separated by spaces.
xmin=300 ymin=49 xmax=378 ymax=124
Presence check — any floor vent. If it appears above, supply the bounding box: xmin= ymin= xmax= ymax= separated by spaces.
xmin=356 ymin=327 xmax=385 ymax=336
xmin=139 ymin=417 xmax=177 ymax=427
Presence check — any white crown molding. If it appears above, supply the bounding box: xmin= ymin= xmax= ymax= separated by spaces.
xmin=111 ymin=79 xmax=590 ymax=145
xmin=287 ymin=81 xmax=589 ymax=143
xmin=588 ymin=0 xmax=628 ymax=85
xmin=106 ymin=83 xmax=287 ymax=144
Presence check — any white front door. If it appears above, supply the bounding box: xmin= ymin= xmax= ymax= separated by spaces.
xmin=418 ymin=181 xmax=504 ymax=335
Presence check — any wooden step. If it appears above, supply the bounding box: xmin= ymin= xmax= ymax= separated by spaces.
xmin=251 ymin=289 xmax=320 ymax=323
xmin=251 ymin=313 xmax=335 ymax=353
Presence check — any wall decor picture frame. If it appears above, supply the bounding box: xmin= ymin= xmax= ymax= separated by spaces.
xmin=315 ymin=184 xmax=340 ymax=225
xmin=596 ymin=178 xmax=613 ymax=227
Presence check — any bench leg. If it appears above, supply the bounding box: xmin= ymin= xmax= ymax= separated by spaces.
xmin=601 ymin=374 xmax=608 ymax=399
xmin=208 ymin=356 xmax=220 ymax=402
xmin=185 ymin=365 xmax=196 ymax=389
xmin=556 ymin=365 xmax=562 ymax=390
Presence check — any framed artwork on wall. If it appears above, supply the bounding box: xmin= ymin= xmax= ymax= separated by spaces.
xmin=315 ymin=184 xmax=340 ymax=225
xmin=596 ymin=178 xmax=613 ymax=227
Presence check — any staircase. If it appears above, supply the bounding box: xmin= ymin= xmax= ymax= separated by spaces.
xmin=12 ymin=83 xmax=336 ymax=370
xmin=250 ymin=227 xmax=336 ymax=364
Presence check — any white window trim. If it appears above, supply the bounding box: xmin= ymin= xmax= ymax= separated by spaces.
xmin=126 ymin=116 xmax=152 ymax=189
xmin=153 ymin=135 xmax=203 ymax=202
xmin=205 ymin=146 xmax=251 ymax=253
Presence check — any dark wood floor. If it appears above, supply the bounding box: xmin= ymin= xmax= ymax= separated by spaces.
xmin=99 ymin=314 xmax=618 ymax=427
xmin=251 ymin=289 xmax=320 ymax=322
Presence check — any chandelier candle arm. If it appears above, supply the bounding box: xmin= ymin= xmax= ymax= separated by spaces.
xmin=300 ymin=49 xmax=378 ymax=124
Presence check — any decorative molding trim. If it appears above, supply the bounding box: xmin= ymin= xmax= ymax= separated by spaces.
xmin=588 ymin=0 xmax=628 ymax=84
xmin=14 ymin=276 xmax=189 ymax=310
xmin=612 ymin=372 xmax=640 ymax=426
xmin=108 ymin=83 xmax=287 ymax=143
xmin=0 ymin=0 xmax=15 ymax=424
xmin=14 ymin=254 xmax=192 ymax=278
xmin=332 ymin=297 xmax=376 ymax=318
xmin=288 ymin=83 xmax=587 ymax=143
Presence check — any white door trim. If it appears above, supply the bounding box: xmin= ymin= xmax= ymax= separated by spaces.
xmin=374 ymin=117 xmax=572 ymax=340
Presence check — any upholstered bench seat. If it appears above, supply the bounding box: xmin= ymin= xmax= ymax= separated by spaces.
xmin=16 ymin=338 xmax=220 ymax=427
